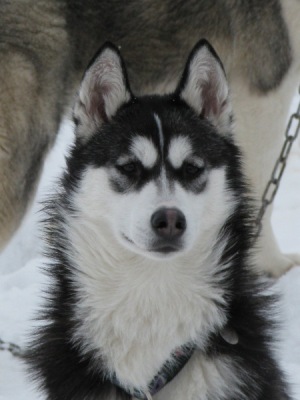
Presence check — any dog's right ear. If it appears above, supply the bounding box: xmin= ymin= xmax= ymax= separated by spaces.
xmin=73 ymin=42 xmax=132 ymax=141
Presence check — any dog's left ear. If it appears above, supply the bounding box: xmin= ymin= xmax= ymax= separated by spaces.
xmin=177 ymin=39 xmax=232 ymax=134
xmin=73 ymin=42 xmax=132 ymax=141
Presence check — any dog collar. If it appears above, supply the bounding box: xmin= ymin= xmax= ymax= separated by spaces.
xmin=112 ymin=342 xmax=195 ymax=400
xmin=111 ymin=326 xmax=238 ymax=399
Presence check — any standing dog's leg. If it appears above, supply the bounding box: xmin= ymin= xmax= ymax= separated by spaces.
xmin=232 ymin=0 xmax=300 ymax=276
xmin=0 ymin=2 xmax=72 ymax=250
xmin=232 ymin=70 xmax=300 ymax=276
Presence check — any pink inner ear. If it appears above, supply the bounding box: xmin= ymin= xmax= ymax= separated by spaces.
xmin=96 ymin=96 xmax=108 ymax=123
xmin=88 ymin=80 xmax=110 ymax=123
xmin=201 ymin=80 xmax=223 ymax=118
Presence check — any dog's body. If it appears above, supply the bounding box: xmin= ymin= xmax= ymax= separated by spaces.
xmin=28 ymin=41 xmax=291 ymax=400
xmin=0 ymin=0 xmax=300 ymax=276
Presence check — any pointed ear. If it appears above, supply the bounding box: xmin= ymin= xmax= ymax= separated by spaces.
xmin=177 ymin=39 xmax=232 ymax=134
xmin=73 ymin=42 xmax=132 ymax=141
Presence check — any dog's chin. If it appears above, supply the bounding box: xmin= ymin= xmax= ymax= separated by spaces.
xmin=120 ymin=233 xmax=184 ymax=260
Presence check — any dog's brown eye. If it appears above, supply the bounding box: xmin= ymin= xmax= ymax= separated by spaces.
xmin=183 ymin=162 xmax=204 ymax=177
xmin=118 ymin=162 xmax=139 ymax=174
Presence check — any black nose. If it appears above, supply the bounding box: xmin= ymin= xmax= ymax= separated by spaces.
xmin=151 ymin=208 xmax=186 ymax=238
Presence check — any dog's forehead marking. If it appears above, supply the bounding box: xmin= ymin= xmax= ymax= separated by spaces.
xmin=168 ymin=136 xmax=193 ymax=168
xmin=154 ymin=113 xmax=164 ymax=153
xmin=130 ymin=136 xmax=158 ymax=168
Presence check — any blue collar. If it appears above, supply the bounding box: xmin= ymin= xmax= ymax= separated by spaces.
xmin=111 ymin=326 xmax=238 ymax=399
xmin=112 ymin=342 xmax=195 ymax=399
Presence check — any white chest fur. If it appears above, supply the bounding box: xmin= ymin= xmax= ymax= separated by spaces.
xmin=62 ymin=161 xmax=235 ymax=396
xmin=67 ymin=218 xmax=228 ymax=393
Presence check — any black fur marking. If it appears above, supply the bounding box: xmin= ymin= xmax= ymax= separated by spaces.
xmin=71 ymin=94 xmax=235 ymax=195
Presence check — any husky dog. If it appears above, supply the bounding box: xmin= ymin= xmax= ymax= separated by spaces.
xmin=0 ymin=1 xmax=300 ymax=277
xmin=28 ymin=41 xmax=291 ymax=400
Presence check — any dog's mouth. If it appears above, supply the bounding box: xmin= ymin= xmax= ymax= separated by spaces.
xmin=122 ymin=233 xmax=134 ymax=245
xmin=150 ymin=244 xmax=181 ymax=254
xmin=150 ymin=236 xmax=184 ymax=255
xmin=121 ymin=233 xmax=183 ymax=256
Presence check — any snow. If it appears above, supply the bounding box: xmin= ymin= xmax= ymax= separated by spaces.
xmin=0 ymin=97 xmax=300 ymax=399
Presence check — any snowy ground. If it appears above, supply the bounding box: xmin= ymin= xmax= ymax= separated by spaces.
xmin=0 ymin=96 xmax=300 ymax=399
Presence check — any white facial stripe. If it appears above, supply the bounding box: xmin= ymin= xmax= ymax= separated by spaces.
xmin=159 ymin=166 xmax=169 ymax=195
xmin=168 ymin=136 xmax=193 ymax=168
xmin=154 ymin=113 xmax=164 ymax=153
xmin=130 ymin=136 xmax=158 ymax=168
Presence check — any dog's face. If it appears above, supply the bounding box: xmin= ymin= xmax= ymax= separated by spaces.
xmin=71 ymin=40 xmax=235 ymax=260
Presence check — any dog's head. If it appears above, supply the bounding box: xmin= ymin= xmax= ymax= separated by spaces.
xmin=70 ymin=40 xmax=238 ymax=261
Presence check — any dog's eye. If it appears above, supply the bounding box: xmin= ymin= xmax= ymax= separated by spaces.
xmin=118 ymin=162 xmax=139 ymax=175
xmin=183 ymin=162 xmax=204 ymax=177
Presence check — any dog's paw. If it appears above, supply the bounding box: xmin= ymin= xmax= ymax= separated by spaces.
xmin=255 ymin=252 xmax=300 ymax=278
xmin=254 ymin=222 xmax=300 ymax=278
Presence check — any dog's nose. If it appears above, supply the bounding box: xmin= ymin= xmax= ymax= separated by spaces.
xmin=151 ymin=208 xmax=186 ymax=238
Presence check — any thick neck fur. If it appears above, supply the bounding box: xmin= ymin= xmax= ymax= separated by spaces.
xmin=47 ymin=186 xmax=243 ymax=393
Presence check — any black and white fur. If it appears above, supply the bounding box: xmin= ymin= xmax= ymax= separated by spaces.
xmin=28 ymin=41 xmax=291 ymax=400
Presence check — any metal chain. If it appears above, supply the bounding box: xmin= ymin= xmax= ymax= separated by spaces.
xmin=0 ymin=337 xmax=25 ymax=358
xmin=255 ymin=85 xmax=300 ymax=236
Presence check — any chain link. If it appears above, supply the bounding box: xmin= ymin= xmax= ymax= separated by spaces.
xmin=255 ymin=85 xmax=300 ymax=236
xmin=0 ymin=337 xmax=25 ymax=358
